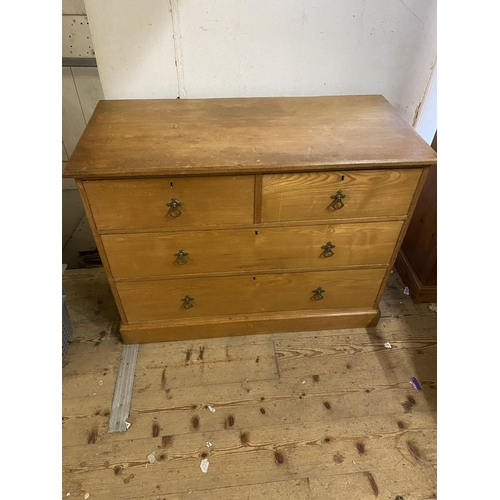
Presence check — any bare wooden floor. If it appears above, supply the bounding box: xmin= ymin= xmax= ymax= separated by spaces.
xmin=62 ymin=268 xmax=437 ymax=499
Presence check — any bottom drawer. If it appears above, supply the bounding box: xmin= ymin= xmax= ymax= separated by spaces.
xmin=117 ymin=268 xmax=386 ymax=323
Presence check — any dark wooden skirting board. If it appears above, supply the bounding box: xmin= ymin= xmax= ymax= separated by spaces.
xmin=395 ymin=249 xmax=437 ymax=303
xmin=395 ymin=132 xmax=437 ymax=304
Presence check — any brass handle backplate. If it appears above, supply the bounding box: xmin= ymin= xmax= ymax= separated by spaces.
xmin=166 ymin=198 xmax=183 ymax=218
xmin=321 ymin=241 xmax=336 ymax=258
xmin=329 ymin=190 xmax=346 ymax=210
xmin=174 ymin=249 xmax=189 ymax=266
xmin=312 ymin=287 xmax=325 ymax=301
xmin=181 ymin=295 xmax=194 ymax=309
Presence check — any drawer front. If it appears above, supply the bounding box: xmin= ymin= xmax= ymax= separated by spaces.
xmin=84 ymin=176 xmax=255 ymax=231
xmin=117 ymin=268 xmax=386 ymax=322
xmin=261 ymin=169 xmax=422 ymax=222
xmin=103 ymin=221 xmax=403 ymax=279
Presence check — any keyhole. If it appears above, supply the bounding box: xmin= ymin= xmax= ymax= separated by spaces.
xmin=255 ymin=231 xmax=259 ymax=235
xmin=341 ymin=175 xmax=345 ymax=181
xmin=170 ymin=182 xmax=174 ymax=188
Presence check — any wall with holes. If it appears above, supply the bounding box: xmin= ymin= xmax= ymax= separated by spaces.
xmin=62 ymin=0 xmax=103 ymax=267
xmin=62 ymin=14 xmax=95 ymax=58
xmin=84 ymin=0 xmax=436 ymax=126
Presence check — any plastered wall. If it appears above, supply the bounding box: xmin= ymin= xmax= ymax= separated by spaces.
xmin=84 ymin=0 xmax=436 ymax=125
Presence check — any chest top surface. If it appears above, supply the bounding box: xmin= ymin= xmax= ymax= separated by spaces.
xmin=63 ymin=95 xmax=436 ymax=180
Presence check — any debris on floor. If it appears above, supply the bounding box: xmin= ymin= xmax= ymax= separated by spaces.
xmin=205 ymin=441 xmax=212 ymax=447
xmin=147 ymin=451 xmax=156 ymax=464
xmin=84 ymin=494 xmax=90 ymax=499
xmin=384 ymin=342 xmax=392 ymax=349
xmin=403 ymin=286 xmax=410 ymax=295
xmin=410 ymin=377 xmax=423 ymax=391
xmin=78 ymin=248 xmax=102 ymax=268
xmin=200 ymin=458 xmax=209 ymax=473
xmin=125 ymin=421 xmax=131 ymax=430
xmin=428 ymin=303 xmax=437 ymax=312
xmin=207 ymin=405 xmax=216 ymax=413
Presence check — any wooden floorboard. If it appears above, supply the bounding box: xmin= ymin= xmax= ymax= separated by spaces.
xmin=62 ymin=267 xmax=437 ymax=499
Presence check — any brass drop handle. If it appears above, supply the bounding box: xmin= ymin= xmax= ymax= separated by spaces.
xmin=321 ymin=241 xmax=336 ymax=258
xmin=329 ymin=190 xmax=346 ymax=210
xmin=166 ymin=198 xmax=183 ymax=218
xmin=181 ymin=295 xmax=194 ymax=309
xmin=174 ymin=249 xmax=189 ymax=265
xmin=312 ymin=287 xmax=325 ymax=301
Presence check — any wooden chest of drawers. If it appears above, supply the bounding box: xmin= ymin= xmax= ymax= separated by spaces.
xmin=63 ymin=95 xmax=436 ymax=343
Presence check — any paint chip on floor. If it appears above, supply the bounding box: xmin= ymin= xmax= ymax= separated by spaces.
xmin=200 ymin=458 xmax=209 ymax=473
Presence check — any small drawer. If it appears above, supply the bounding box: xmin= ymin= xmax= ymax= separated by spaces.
xmin=116 ymin=268 xmax=386 ymax=322
xmin=103 ymin=221 xmax=403 ymax=279
xmin=261 ymin=169 xmax=422 ymax=222
xmin=84 ymin=176 xmax=255 ymax=231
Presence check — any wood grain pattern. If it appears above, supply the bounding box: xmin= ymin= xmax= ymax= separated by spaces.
xmin=76 ymin=181 xmax=129 ymax=323
xmin=116 ymin=268 xmax=386 ymax=323
xmin=309 ymin=465 xmax=437 ymax=500
xmin=395 ymin=249 xmax=437 ymax=303
xmin=400 ymin=133 xmax=437 ymax=286
xmin=63 ymin=351 xmax=435 ymax=448
xmin=63 ymin=384 xmax=436 ymax=448
xmin=102 ymin=222 xmax=403 ymax=279
xmin=373 ymin=167 xmax=429 ymax=306
xmin=83 ymin=176 xmax=255 ymax=231
xmin=396 ymin=132 xmax=437 ymax=302
xmin=254 ymin=174 xmax=263 ymax=223
xmin=64 ymin=96 xmax=437 ymax=345
xmin=62 ymin=95 xmax=436 ymax=180
xmin=119 ymin=308 xmax=381 ymax=343
xmin=261 ymin=168 xmax=423 ymax=222
xmin=62 ymin=268 xmax=436 ymax=499
xmin=62 ymin=423 xmax=436 ymax=498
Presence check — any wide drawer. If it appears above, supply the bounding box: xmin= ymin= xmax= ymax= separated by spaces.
xmin=103 ymin=221 xmax=403 ymax=279
xmin=116 ymin=268 xmax=386 ymax=322
xmin=84 ymin=176 xmax=255 ymax=231
xmin=261 ymin=169 xmax=422 ymax=222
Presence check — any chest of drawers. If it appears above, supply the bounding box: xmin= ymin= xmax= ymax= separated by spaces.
xmin=63 ymin=95 xmax=436 ymax=343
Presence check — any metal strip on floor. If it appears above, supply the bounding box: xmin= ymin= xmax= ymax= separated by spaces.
xmin=108 ymin=344 xmax=139 ymax=433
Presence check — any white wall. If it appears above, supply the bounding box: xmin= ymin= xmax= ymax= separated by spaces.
xmin=415 ymin=64 xmax=437 ymax=145
xmin=85 ymin=0 xmax=436 ymax=126
xmin=84 ymin=0 xmax=178 ymax=99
